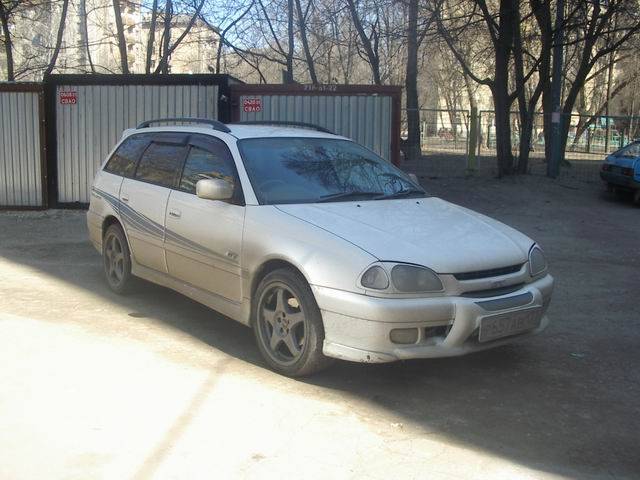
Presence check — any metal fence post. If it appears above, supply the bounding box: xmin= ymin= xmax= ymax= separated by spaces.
xmin=467 ymin=107 xmax=478 ymax=174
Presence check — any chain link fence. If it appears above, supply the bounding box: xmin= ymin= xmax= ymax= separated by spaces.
xmin=401 ymin=108 xmax=640 ymax=183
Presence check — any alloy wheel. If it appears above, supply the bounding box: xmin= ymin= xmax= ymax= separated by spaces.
xmin=104 ymin=232 xmax=125 ymax=287
xmin=257 ymin=283 xmax=306 ymax=365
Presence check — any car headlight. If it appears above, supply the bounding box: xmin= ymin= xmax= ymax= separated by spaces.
xmin=529 ymin=245 xmax=547 ymax=276
xmin=360 ymin=265 xmax=389 ymax=290
xmin=390 ymin=264 xmax=444 ymax=292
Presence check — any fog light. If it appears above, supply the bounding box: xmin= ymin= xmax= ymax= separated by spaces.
xmin=390 ymin=328 xmax=419 ymax=344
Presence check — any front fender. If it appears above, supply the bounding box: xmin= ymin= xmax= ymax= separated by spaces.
xmin=241 ymin=205 xmax=376 ymax=299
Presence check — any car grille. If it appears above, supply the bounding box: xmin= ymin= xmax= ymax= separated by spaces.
xmin=461 ymin=283 xmax=525 ymax=298
xmin=453 ymin=264 xmax=522 ymax=281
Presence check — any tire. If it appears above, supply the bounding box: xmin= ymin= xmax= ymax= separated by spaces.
xmin=252 ymin=268 xmax=333 ymax=377
xmin=102 ymin=223 xmax=133 ymax=294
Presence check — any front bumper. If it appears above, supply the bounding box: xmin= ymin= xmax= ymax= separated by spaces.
xmin=600 ymin=171 xmax=640 ymax=189
xmin=312 ymin=274 xmax=554 ymax=363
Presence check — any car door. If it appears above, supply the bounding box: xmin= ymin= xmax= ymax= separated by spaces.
xmin=120 ymin=133 xmax=188 ymax=273
xmin=164 ymin=134 xmax=245 ymax=303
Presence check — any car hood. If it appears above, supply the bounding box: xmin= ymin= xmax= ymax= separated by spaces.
xmin=276 ymin=197 xmax=533 ymax=273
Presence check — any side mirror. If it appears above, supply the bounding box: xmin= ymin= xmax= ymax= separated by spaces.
xmin=196 ymin=178 xmax=233 ymax=201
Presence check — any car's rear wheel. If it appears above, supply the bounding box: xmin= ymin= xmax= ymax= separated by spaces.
xmin=103 ymin=224 xmax=133 ymax=294
xmin=252 ymin=269 xmax=333 ymax=377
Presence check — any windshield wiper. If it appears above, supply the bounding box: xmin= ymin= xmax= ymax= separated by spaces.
xmin=316 ymin=191 xmax=385 ymax=203
xmin=375 ymin=188 xmax=427 ymax=200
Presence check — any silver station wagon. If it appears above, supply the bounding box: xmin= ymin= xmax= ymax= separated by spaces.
xmin=87 ymin=118 xmax=554 ymax=376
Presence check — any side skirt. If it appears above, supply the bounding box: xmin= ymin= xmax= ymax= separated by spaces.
xmin=131 ymin=260 xmax=252 ymax=327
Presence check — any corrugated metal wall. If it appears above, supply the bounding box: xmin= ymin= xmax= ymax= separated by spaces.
xmin=238 ymin=94 xmax=393 ymax=161
xmin=56 ymin=84 xmax=219 ymax=203
xmin=0 ymin=90 xmax=44 ymax=207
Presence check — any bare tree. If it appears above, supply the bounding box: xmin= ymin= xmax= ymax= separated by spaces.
xmin=215 ymin=1 xmax=254 ymax=73
xmin=345 ymin=0 xmax=382 ymax=84
xmin=294 ymin=0 xmax=318 ymax=83
xmin=79 ymin=0 xmax=96 ymax=73
xmin=112 ymin=0 xmax=130 ymax=74
xmin=159 ymin=0 xmax=173 ymax=73
xmin=146 ymin=0 xmax=159 ymax=73
xmin=0 ymin=0 xmax=18 ymax=80
xmin=44 ymin=0 xmax=70 ymax=76
xmin=552 ymin=0 xmax=640 ymax=163
xmin=435 ymin=0 xmax=521 ymax=175
xmin=404 ymin=0 xmax=420 ymax=161
xmin=286 ymin=0 xmax=295 ymax=81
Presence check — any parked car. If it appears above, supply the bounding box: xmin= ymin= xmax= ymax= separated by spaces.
xmin=600 ymin=140 xmax=640 ymax=203
xmin=87 ymin=118 xmax=554 ymax=376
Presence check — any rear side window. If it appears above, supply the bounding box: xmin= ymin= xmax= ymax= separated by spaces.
xmin=615 ymin=142 xmax=640 ymax=158
xmin=180 ymin=145 xmax=236 ymax=194
xmin=135 ymin=143 xmax=186 ymax=188
xmin=104 ymin=135 xmax=149 ymax=177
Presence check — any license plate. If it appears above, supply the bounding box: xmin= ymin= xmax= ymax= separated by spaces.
xmin=479 ymin=308 xmax=542 ymax=343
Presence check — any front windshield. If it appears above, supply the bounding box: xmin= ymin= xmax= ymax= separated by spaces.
xmin=238 ymin=137 xmax=426 ymax=205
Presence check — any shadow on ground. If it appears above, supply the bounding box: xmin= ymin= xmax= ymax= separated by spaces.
xmin=1 ymin=177 xmax=639 ymax=479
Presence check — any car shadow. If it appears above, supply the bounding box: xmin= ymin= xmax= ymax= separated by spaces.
xmin=1 ymin=212 xmax=638 ymax=479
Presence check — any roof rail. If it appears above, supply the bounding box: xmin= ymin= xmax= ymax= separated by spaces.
xmin=136 ymin=118 xmax=231 ymax=133
xmin=234 ymin=120 xmax=333 ymax=134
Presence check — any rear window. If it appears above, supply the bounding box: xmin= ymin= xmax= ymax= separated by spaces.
xmin=134 ymin=143 xmax=186 ymax=188
xmin=614 ymin=142 xmax=640 ymax=158
xmin=104 ymin=135 xmax=150 ymax=177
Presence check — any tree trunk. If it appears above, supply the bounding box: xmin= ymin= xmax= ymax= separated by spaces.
xmin=44 ymin=0 xmax=70 ymax=77
xmin=345 ymin=0 xmax=381 ymax=85
xmin=294 ymin=0 xmax=318 ymax=84
xmin=492 ymin=83 xmax=514 ymax=176
xmin=492 ymin=0 xmax=515 ymax=176
xmin=160 ymin=0 xmax=172 ymax=74
xmin=112 ymin=0 xmax=130 ymax=74
xmin=512 ymin=0 xmax=534 ymax=174
xmin=79 ymin=0 xmax=95 ymax=73
xmin=0 ymin=7 xmax=15 ymax=81
xmin=154 ymin=0 xmax=204 ymax=74
xmin=403 ymin=0 xmax=420 ymax=162
xmin=145 ymin=0 xmax=158 ymax=74
xmin=286 ymin=0 xmax=294 ymax=82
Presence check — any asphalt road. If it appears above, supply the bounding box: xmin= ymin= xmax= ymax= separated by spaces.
xmin=1 ymin=175 xmax=638 ymax=479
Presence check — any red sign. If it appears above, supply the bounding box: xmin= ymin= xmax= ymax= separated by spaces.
xmin=243 ymin=97 xmax=262 ymax=113
xmin=59 ymin=91 xmax=77 ymax=105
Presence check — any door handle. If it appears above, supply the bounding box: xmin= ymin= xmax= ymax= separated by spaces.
xmin=169 ymin=209 xmax=182 ymax=219
xmin=120 ymin=195 xmax=129 ymax=203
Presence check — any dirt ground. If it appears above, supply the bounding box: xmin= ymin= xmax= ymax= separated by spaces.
xmin=0 ymin=175 xmax=638 ymax=479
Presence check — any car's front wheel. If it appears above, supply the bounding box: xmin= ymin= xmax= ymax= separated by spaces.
xmin=103 ymin=223 xmax=133 ymax=294
xmin=252 ymin=268 xmax=333 ymax=377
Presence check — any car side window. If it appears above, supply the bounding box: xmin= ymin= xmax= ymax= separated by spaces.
xmin=104 ymin=135 xmax=150 ymax=177
xmin=134 ymin=142 xmax=186 ymax=188
xmin=179 ymin=145 xmax=237 ymax=194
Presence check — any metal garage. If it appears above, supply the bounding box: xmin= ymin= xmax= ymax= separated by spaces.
xmin=230 ymin=84 xmax=402 ymax=165
xmin=2 ymin=77 xmax=401 ymax=209
xmin=0 ymin=83 xmax=46 ymax=209
xmin=45 ymin=74 xmax=240 ymax=206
